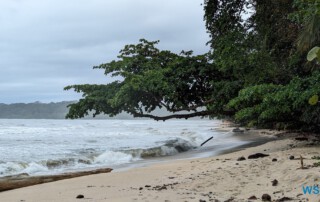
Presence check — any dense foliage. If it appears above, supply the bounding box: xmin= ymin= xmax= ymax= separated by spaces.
xmin=65 ymin=40 xmax=239 ymax=120
xmin=66 ymin=0 xmax=320 ymax=131
xmin=227 ymin=71 xmax=320 ymax=130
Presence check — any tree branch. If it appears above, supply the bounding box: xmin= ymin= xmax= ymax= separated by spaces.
xmin=129 ymin=110 xmax=214 ymax=121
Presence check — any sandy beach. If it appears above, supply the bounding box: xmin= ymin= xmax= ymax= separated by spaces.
xmin=0 ymin=130 xmax=319 ymax=202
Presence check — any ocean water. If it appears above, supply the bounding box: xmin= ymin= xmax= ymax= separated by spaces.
xmin=0 ymin=119 xmax=245 ymax=177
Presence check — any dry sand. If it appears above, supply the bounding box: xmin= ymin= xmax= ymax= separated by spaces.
xmin=0 ymin=130 xmax=319 ymax=202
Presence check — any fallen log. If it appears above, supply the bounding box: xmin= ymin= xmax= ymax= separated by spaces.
xmin=0 ymin=168 xmax=113 ymax=192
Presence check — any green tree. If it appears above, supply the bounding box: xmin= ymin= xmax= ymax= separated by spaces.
xmin=65 ymin=1 xmax=320 ymax=132
xmin=65 ymin=39 xmax=240 ymax=121
xmin=292 ymin=0 xmax=320 ymax=52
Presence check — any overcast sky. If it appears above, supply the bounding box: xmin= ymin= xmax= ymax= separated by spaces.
xmin=0 ymin=0 xmax=210 ymax=104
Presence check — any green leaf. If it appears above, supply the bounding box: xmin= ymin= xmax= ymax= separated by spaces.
xmin=309 ymin=95 xmax=319 ymax=105
xmin=307 ymin=46 xmax=320 ymax=62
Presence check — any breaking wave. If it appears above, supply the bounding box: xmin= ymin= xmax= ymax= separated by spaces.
xmin=0 ymin=137 xmax=197 ymax=177
xmin=121 ymin=138 xmax=197 ymax=158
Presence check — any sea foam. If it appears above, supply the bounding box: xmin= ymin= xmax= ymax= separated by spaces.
xmin=0 ymin=119 xmax=226 ymax=177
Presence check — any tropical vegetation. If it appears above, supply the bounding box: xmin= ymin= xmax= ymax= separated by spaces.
xmin=65 ymin=0 xmax=320 ymax=132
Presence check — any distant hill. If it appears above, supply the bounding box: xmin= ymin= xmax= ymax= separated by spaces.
xmin=0 ymin=101 xmax=204 ymax=120
xmin=0 ymin=101 xmax=75 ymax=119
xmin=0 ymin=101 xmax=139 ymax=119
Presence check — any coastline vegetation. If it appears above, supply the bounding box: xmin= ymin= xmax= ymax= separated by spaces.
xmin=65 ymin=0 xmax=320 ymax=132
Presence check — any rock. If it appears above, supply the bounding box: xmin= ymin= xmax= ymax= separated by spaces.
xmin=237 ymin=156 xmax=246 ymax=161
xmin=199 ymin=200 xmax=206 ymax=202
xmin=272 ymin=158 xmax=278 ymax=162
xmin=248 ymin=195 xmax=257 ymax=200
xmin=76 ymin=194 xmax=84 ymax=199
xmin=261 ymin=194 xmax=271 ymax=201
xmin=248 ymin=153 xmax=270 ymax=159
xmin=139 ymin=187 xmax=143 ymax=190
xmin=271 ymin=179 xmax=278 ymax=186
xmin=289 ymin=155 xmax=295 ymax=160
xmin=145 ymin=185 xmax=151 ymax=188
xmin=232 ymin=128 xmax=244 ymax=133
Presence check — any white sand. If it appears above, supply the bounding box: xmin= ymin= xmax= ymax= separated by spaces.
xmin=0 ymin=131 xmax=319 ymax=202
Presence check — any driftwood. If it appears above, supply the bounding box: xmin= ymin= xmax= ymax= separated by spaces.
xmin=200 ymin=137 xmax=213 ymax=146
xmin=0 ymin=168 xmax=112 ymax=192
xmin=300 ymin=155 xmax=304 ymax=169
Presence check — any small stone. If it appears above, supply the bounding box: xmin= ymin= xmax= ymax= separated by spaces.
xmin=261 ymin=194 xmax=271 ymax=201
xmin=232 ymin=128 xmax=244 ymax=133
xmin=76 ymin=194 xmax=84 ymax=199
xmin=139 ymin=187 xmax=143 ymax=190
xmin=289 ymin=155 xmax=294 ymax=160
xmin=237 ymin=156 xmax=246 ymax=161
xmin=248 ymin=195 xmax=257 ymax=200
xmin=272 ymin=179 xmax=278 ymax=186
xmin=145 ymin=185 xmax=151 ymax=188
xmin=199 ymin=200 xmax=206 ymax=202
xmin=272 ymin=158 xmax=278 ymax=162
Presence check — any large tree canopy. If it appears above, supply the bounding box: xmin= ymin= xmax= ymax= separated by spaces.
xmin=65 ymin=0 xmax=320 ymax=131
xmin=65 ymin=39 xmax=239 ymax=121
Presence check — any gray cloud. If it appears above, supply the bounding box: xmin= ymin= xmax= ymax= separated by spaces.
xmin=0 ymin=0 xmax=209 ymax=103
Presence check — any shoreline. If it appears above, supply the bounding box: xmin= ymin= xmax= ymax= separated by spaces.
xmin=1 ymin=130 xmax=319 ymax=201
xmin=113 ymin=127 xmax=277 ymax=172
xmin=0 ymin=126 xmax=272 ymax=190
